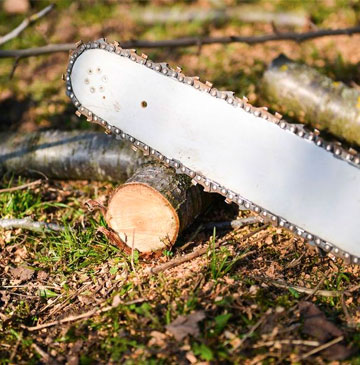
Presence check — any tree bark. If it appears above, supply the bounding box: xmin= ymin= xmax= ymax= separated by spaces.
xmin=0 ymin=130 xmax=146 ymax=182
xmin=262 ymin=54 xmax=360 ymax=146
xmin=106 ymin=163 xmax=213 ymax=253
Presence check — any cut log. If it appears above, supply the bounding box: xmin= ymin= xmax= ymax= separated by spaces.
xmin=106 ymin=163 xmax=213 ymax=253
xmin=262 ymin=54 xmax=360 ymax=146
xmin=0 ymin=130 xmax=146 ymax=181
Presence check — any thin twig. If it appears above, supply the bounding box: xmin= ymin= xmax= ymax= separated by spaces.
xmin=294 ymin=336 xmax=344 ymax=361
xmin=0 ymin=218 xmax=65 ymax=232
xmin=305 ymin=276 xmax=326 ymax=301
xmin=25 ymin=298 xmax=145 ymax=331
xmin=31 ymin=343 xmax=59 ymax=365
xmin=40 ymin=282 xmax=92 ymax=317
xmin=341 ymin=293 xmax=354 ymax=327
xmin=130 ymin=229 xmax=144 ymax=295
xmin=236 ymin=311 xmax=269 ymax=349
xmin=9 ymin=331 xmax=22 ymax=362
xmin=0 ymin=4 xmax=55 ymax=46
xmin=348 ymin=284 xmax=360 ymax=293
xmin=0 ymin=179 xmax=42 ymax=193
xmin=253 ymin=339 xmax=320 ymax=348
xmin=1 ymin=25 xmax=360 ymax=58
xmin=9 ymin=56 xmax=21 ymax=79
xmin=202 ymin=216 xmax=262 ymax=230
xmin=266 ymin=279 xmax=343 ymax=297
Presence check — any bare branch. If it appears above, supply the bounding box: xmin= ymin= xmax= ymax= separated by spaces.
xmin=0 ymin=4 xmax=55 ymax=46
xmin=1 ymin=25 xmax=360 ymax=59
xmin=0 ymin=43 xmax=74 ymax=58
xmin=133 ymin=6 xmax=308 ymax=27
xmin=0 ymin=218 xmax=65 ymax=232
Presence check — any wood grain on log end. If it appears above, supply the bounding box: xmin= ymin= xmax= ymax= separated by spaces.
xmin=106 ymin=182 xmax=179 ymax=252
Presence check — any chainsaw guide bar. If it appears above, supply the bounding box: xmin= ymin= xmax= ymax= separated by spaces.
xmin=65 ymin=38 xmax=360 ymax=264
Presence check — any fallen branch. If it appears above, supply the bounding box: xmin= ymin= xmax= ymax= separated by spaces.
xmin=0 ymin=179 xmax=42 ymax=193
xmin=0 ymin=218 xmax=65 ymax=232
xmin=132 ymin=5 xmax=308 ymax=27
xmin=0 ymin=130 xmax=146 ymax=181
xmin=1 ymin=25 xmax=360 ymax=58
xmin=262 ymin=54 xmax=360 ymax=145
xmin=26 ymin=298 xmax=145 ymax=331
xmin=0 ymin=4 xmax=55 ymax=46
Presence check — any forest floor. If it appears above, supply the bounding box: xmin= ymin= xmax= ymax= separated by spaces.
xmin=1 ymin=0 xmax=360 ymax=364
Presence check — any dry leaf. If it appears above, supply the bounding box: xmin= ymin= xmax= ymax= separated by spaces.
xmin=10 ymin=266 xmax=34 ymax=283
xmin=166 ymin=310 xmax=205 ymax=341
xmin=299 ymin=301 xmax=354 ymax=360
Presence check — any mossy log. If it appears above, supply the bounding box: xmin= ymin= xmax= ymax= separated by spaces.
xmin=0 ymin=130 xmax=146 ymax=181
xmin=262 ymin=54 xmax=360 ymax=146
xmin=106 ymin=163 xmax=213 ymax=253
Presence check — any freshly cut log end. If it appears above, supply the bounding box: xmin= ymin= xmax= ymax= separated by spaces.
xmin=105 ymin=163 xmax=212 ymax=253
xmin=106 ymin=182 xmax=179 ymax=252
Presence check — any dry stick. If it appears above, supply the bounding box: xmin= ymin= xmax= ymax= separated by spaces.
xmin=0 ymin=179 xmax=42 ymax=193
xmin=150 ymin=225 xmax=267 ymax=274
xmin=294 ymin=336 xmax=344 ymax=361
xmin=26 ymin=298 xmax=145 ymax=331
xmin=1 ymin=25 xmax=360 ymax=58
xmin=253 ymin=339 xmax=320 ymax=348
xmin=202 ymin=216 xmax=262 ymax=230
xmin=236 ymin=312 xmax=268 ymax=349
xmin=40 ymin=282 xmax=92 ymax=318
xmin=31 ymin=343 xmax=59 ymax=365
xmin=340 ymin=293 xmax=354 ymax=327
xmin=268 ymin=279 xmax=342 ymax=297
xmin=0 ymin=4 xmax=55 ymax=46
xmin=305 ymin=276 xmax=326 ymax=301
xmin=0 ymin=218 xmax=65 ymax=232
xmin=9 ymin=331 xmax=22 ymax=362
xmin=9 ymin=56 xmax=21 ymax=79
xmin=348 ymin=283 xmax=360 ymax=293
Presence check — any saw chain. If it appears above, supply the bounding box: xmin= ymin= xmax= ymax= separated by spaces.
xmin=64 ymin=39 xmax=360 ymax=264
